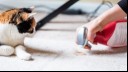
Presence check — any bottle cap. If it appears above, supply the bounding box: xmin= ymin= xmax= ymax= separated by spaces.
xmin=77 ymin=27 xmax=88 ymax=46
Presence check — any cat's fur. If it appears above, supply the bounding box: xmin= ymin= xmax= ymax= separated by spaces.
xmin=0 ymin=7 xmax=37 ymax=60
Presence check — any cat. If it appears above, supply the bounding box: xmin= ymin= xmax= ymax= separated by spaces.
xmin=0 ymin=7 xmax=37 ymax=60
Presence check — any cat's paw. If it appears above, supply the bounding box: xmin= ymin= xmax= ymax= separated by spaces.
xmin=0 ymin=45 xmax=14 ymax=56
xmin=19 ymin=53 xmax=32 ymax=61
xmin=15 ymin=45 xmax=32 ymax=61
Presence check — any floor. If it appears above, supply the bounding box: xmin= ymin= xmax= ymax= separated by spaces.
xmin=0 ymin=12 xmax=127 ymax=71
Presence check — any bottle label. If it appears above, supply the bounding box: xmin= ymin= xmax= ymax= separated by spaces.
xmin=107 ymin=22 xmax=127 ymax=47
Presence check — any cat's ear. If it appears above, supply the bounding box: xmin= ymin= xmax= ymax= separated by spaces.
xmin=28 ymin=13 xmax=37 ymax=18
xmin=19 ymin=6 xmax=35 ymax=13
xmin=29 ymin=6 xmax=35 ymax=11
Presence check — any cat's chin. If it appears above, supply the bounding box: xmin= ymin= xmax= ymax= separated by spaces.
xmin=26 ymin=32 xmax=35 ymax=38
xmin=20 ymin=32 xmax=35 ymax=38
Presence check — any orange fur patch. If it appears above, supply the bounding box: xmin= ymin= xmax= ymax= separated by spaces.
xmin=0 ymin=9 xmax=18 ymax=24
xmin=0 ymin=9 xmax=29 ymax=24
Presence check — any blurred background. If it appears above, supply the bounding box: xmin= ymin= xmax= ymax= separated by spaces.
xmin=0 ymin=0 xmax=119 ymax=23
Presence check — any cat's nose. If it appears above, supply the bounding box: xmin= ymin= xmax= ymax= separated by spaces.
xmin=30 ymin=29 xmax=34 ymax=33
xmin=29 ymin=29 xmax=34 ymax=34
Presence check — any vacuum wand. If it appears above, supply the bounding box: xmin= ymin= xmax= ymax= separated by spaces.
xmin=36 ymin=0 xmax=79 ymax=30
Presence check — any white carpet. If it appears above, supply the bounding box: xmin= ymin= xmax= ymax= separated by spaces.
xmin=0 ymin=30 xmax=127 ymax=71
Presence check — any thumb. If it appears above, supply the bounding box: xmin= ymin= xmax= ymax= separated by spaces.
xmin=87 ymin=29 xmax=95 ymax=43
xmin=87 ymin=24 xmax=103 ymax=43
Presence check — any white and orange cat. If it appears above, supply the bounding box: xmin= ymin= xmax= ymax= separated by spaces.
xmin=0 ymin=7 xmax=37 ymax=60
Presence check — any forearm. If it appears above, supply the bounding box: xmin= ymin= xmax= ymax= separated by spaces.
xmin=82 ymin=1 xmax=127 ymax=43
xmin=93 ymin=4 xmax=127 ymax=28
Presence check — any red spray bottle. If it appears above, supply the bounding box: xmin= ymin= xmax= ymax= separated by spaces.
xmin=76 ymin=20 xmax=127 ymax=51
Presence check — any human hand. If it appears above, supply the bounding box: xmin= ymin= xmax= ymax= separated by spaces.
xmin=86 ymin=21 xmax=103 ymax=44
xmin=78 ymin=19 xmax=103 ymax=44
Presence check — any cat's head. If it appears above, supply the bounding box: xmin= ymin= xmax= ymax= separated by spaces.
xmin=1 ymin=6 xmax=37 ymax=34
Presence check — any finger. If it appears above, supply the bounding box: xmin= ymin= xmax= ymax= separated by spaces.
xmin=84 ymin=44 xmax=92 ymax=50
xmin=93 ymin=41 xmax=98 ymax=45
xmin=87 ymin=30 xmax=95 ymax=43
